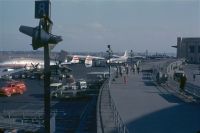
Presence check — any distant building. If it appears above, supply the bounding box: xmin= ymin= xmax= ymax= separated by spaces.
xmin=173 ymin=37 xmax=200 ymax=64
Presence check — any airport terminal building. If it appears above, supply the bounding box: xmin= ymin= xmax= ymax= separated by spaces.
xmin=175 ymin=37 xmax=200 ymax=64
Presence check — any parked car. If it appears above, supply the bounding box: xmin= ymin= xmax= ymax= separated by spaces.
xmin=0 ymin=79 xmax=26 ymax=97
xmin=87 ymin=71 xmax=109 ymax=89
xmin=50 ymin=83 xmax=63 ymax=98
xmin=76 ymin=79 xmax=87 ymax=90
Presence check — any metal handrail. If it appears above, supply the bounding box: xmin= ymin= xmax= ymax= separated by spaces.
xmin=97 ymin=76 xmax=129 ymax=133
xmin=109 ymin=89 xmax=129 ymax=133
xmin=97 ymin=79 xmax=107 ymax=133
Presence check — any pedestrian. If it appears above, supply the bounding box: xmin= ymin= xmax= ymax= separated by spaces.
xmin=119 ymin=66 xmax=122 ymax=77
xmin=193 ymin=74 xmax=196 ymax=81
xmin=125 ymin=64 xmax=129 ymax=75
xmin=179 ymin=74 xmax=187 ymax=92
xmin=116 ymin=66 xmax=119 ymax=78
xmin=132 ymin=65 xmax=135 ymax=74
xmin=121 ymin=66 xmax=127 ymax=84
xmin=137 ymin=66 xmax=140 ymax=74
xmin=123 ymin=74 xmax=127 ymax=84
xmin=156 ymin=72 xmax=160 ymax=84
xmin=122 ymin=68 xmax=127 ymax=84
xmin=134 ymin=64 xmax=137 ymax=73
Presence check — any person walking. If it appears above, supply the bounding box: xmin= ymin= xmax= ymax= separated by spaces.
xmin=137 ymin=66 xmax=140 ymax=74
xmin=179 ymin=74 xmax=187 ymax=92
xmin=125 ymin=64 xmax=129 ymax=75
xmin=119 ymin=66 xmax=122 ymax=77
xmin=121 ymin=66 xmax=127 ymax=84
xmin=132 ymin=65 xmax=135 ymax=74
xmin=123 ymin=72 xmax=127 ymax=84
xmin=193 ymin=74 xmax=196 ymax=81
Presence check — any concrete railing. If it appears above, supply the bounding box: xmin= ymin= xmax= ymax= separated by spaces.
xmin=185 ymin=83 xmax=200 ymax=98
xmin=170 ymin=79 xmax=200 ymax=98
xmin=154 ymin=59 xmax=200 ymax=98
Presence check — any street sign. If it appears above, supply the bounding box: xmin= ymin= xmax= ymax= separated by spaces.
xmin=35 ymin=1 xmax=51 ymax=19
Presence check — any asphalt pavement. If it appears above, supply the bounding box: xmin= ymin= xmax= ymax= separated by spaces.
xmin=0 ymin=63 xmax=107 ymax=132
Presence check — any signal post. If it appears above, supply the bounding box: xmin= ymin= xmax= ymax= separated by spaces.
xmin=19 ymin=0 xmax=62 ymax=132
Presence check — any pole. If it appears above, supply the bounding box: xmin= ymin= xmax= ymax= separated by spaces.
xmin=44 ymin=32 xmax=51 ymax=133
xmin=107 ymin=45 xmax=111 ymax=78
xmin=107 ymin=45 xmax=112 ymax=88
xmin=109 ymin=51 xmax=111 ymax=78
xmin=43 ymin=0 xmax=51 ymax=132
xmin=131 ymin=50 xmax=133 ymax=67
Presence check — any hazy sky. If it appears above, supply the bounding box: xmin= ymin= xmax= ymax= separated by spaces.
xmin=0 ymin=0 xmax=199 ymax=53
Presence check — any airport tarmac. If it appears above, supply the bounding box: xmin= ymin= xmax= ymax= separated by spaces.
xmin=0 ymin=63 xmax=108 ymax=132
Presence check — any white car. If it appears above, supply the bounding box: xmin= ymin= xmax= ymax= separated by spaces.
xmin=76 ymin=79 xmax=87 ymax=90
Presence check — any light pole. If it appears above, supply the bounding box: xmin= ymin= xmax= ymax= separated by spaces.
xmin=106 ymin=45 xmax=112 ymax=78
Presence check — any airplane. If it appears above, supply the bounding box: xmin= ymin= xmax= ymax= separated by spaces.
xmin=83 ymin=55 xmax=104 ymax=67
xmin=107 ymin=51 xmax=129 ymax=64
xmin=0 ymin=58 xmax=56 ymax=70
xmin=130 ymin=55 xmax=146 ymax=60
xmin=0 ymin=58 xmax=74 ymax=79
xmin=61 ymin=54 xmax=105 ymax=68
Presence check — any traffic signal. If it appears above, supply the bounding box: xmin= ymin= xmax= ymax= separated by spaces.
xmin=19 ymin=25 xmax=62 ymax=50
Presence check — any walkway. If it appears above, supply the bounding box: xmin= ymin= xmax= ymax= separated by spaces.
xmin=109 ymin=64 xmax=200 ymax=133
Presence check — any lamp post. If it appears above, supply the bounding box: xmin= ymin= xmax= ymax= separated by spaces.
xmin=106 ymin=45 xmax=113 ymax=89
xmin=106 ymin=45 xmax=112 ymax=78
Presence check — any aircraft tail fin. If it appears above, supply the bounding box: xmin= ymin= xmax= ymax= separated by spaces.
xmin=71 ymin=55 xmax=79 ymax=63
xmin=124 ymin=50 xmax=128 ymax=57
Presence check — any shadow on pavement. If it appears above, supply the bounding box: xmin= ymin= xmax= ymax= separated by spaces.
xmin=110 ymin=103 xmax=200 ymax=133
xmin=159 ymin=93 xmax=184 ymax=103
xmin=143 ymin=81 xmax=156 ymax=86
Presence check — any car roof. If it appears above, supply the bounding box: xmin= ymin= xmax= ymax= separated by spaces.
xmin=50 ymin=83 xmax=62 ymax=87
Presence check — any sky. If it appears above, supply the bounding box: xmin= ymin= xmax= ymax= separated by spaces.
xmin=0 ymin=0 xmax=200 ymax=53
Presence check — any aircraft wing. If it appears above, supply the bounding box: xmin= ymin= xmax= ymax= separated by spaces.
xmin=68 ymin=55 xmax=104 ymax=60
xmin=90 ymin=56 xmax=105 ymax=60
xmin=112 ymin=54 xmax=121 ymax=58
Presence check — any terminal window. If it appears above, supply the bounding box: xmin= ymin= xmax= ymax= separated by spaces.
xmin=189 ymin=46 xmax=195 ymax=53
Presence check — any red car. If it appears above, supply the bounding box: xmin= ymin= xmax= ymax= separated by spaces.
xmin=0 ymin=79 xmax=26 ymax=97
